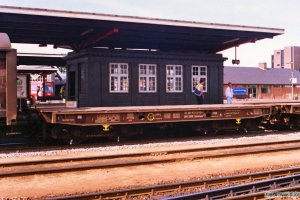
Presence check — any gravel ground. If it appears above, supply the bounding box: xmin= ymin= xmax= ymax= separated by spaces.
xmin=1 ymin=131 xmax=300 ymax=161
xmin=1 ymin=131 xmax=300 ymax=198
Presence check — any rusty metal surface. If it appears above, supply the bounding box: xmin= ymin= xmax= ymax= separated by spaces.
xmin=37 ymin=104 xmax=274 ymax=125
xmin=6 ymin=49 xmax=17 ymax=125
xmin=291 ymin=105 xmax=300 ymax=114
xmin=0 ymin=51 xmax=6 ymax=118
xmin=38 ymin=103 xmax=273 ymax=113
xmin=0 ymin=49 xmax=17 ymax=125
xmin=54 ymin=107 xmax=270 ymax=125
xmin=36 ymin=102 xmax=300 ymax=126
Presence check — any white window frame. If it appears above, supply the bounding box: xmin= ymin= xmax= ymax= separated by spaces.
xmin=166 ymin=65 xmax=183 ymax=93
xmin=109 ymin=63 xmax=129 ymax=93
xmin=191 ymin=65 xmax=207 ymax=92
xmin=139 ymin=64 xmax=157 ymax=93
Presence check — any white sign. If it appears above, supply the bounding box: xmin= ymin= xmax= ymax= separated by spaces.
xmin=17 ymin=75 xmax=27 ymax=98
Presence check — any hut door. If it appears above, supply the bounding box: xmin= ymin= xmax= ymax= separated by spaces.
xmin=248 ymin=85 xmax=257 ymax=98
xmin=68 ymin=71 xmax=76 ymax=100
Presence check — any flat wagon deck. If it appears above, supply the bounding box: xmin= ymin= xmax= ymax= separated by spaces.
xmin=38 ymin=103 xmax=277 ymax=126
xmin=32 ymin=101 xmax=300 ymax=141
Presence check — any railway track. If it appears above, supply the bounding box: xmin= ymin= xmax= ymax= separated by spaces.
xmin=166 ymin=174 xmax=300 ymax=200
xmin=1 ymin=139 xmax=300 ymax=178
xmin=45 ymin=166 xmax=300 ymax=199
xmin=0 ymin=134 xmax=214 ymax=153
xmin=0 ymin=130 xmax=296 ymax=154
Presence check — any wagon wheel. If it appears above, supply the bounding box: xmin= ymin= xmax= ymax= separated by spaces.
xmin=50 ymin=126 xmax=73 ymax=144
xmin=69 ymin=128 xmax=84 ymax=145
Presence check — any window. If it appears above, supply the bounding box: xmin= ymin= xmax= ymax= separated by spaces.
xmin=139 ymin=64 xmax=157 ymax=92
xmin=191 ymin=66 xmax=207 ymax=92
xmin=166 ymin=65 xmax=183 ymax=92
xmin=109 ymin=63 xmax=129 ymax=93
xmin=261 ymin=85 xmax=270 ymax=94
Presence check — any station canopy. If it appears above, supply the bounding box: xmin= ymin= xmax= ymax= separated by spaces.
xmin=17 ymin=65 xmax=60 ymax=75
xmin=17 ymin=65 xmax=65 ymax=82
xmin=17 ymin=53 xmax=66 ymax=66
xmin=0 ymin=6 xmax=284 ymax=53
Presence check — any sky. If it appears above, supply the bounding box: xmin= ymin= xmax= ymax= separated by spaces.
xmin=0 ymin=0 xmax=300 ymax=67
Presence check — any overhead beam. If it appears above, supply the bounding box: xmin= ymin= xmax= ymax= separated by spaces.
xmin=17 ymin=54 xmax=66 ymax=66
xmin=75 ymin=28 xmax=119 ymax=50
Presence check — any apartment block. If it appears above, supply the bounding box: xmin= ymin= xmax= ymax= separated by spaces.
xmin=272 ymin=46 xmax=300 ymax=70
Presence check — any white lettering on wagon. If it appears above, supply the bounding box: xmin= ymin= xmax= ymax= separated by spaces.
xmin=94 ymin=114 xmax=120 ymax=123
xmin=172 ymin=113 xmax=181 ymax=119
xmin=253 ymin=109 xmax=263 ymax=115
xmin=60 ymin=118 xmax=75 ymax=122
xmin=224 ymin=110 xmax=241 ymax=117
xmin=163 ymin=113 xmax=172 ymax=119
xmin=183 ymin=111 xmax=206 ymax=119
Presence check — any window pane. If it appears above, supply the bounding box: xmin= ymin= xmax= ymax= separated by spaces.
xmin=192 ymin=66 xmax=199 ymax=76
xmin=149 ymin=65 xmax=156 ymax=75
xmin=167 ymin=77 xmax=174 ymax=91
xmin=175 ymin=66 xmax=182 ymax=75
xmin=120 ymin=65 xmax=128 ymax=74
xmin=200 ymin=67 xmax=206 ymax=75
xmin=149 ymin=77 xmax=156 ymax=91
xmin=120 ymin=77 xmax=128 ymax=91
xmin=175 ymin=77 xmax=182 ymax=90
xmin=202 ymin=78 xmax=206 ymax=90
xmin=110 ymin=77 xmax=118 ymax=91
xmin=167 ymin=66 xmax=174 ymax=75
xmin=111 ymin=65 xmax=118 ymax=74
xmin=192 ymin=77 xmax=199 ymax=90
xmin=139 ymin=77 xmax=147 ymax=91
xmin=140 ymin=65 xmax=146 ymax=75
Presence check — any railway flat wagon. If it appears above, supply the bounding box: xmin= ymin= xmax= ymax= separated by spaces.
xmin=38 ymin=101 xmax=300 ymax=142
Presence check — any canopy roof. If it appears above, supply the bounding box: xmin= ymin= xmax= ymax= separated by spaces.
xmin=17 ymin=65 xmax=59 ymax=74
xmin=17 ymin=53 xmax=66 ymax=66
xmin=0 ymin=6 xmax=284 ymax=53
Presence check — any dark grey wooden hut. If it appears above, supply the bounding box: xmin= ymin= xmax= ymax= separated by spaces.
xmin=66 ymin=49 xmax=224 ymax=106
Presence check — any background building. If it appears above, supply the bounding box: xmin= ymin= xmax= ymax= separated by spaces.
xmin=17 ymin=66 xmax=65 ymax=100
xmin=272 ymin=46 xmax=300 ymax=70
xmin=224 ymin=66 xmax=300 ymax=100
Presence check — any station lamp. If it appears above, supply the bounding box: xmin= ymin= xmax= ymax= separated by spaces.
xmin=232 ymin=46 xmax=240 ymax=65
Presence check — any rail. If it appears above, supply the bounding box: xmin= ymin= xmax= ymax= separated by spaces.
xmin=1 ymin=139 xmax=300 ymax=178
xmin=45 ymin=167 xmax=300 ymax=199
xmin=165 ymin=174 xmax=300 ymax=200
